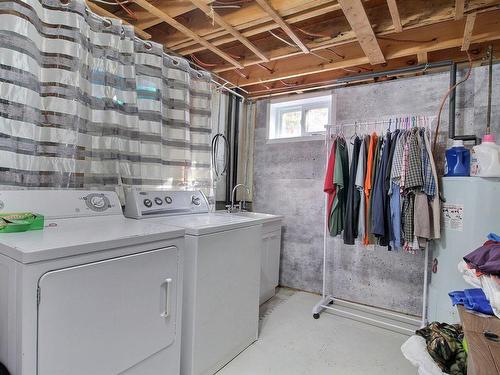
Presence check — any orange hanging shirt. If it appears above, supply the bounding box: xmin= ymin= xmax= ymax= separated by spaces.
xmin=363 ymin=133 xmax=378 ymax=245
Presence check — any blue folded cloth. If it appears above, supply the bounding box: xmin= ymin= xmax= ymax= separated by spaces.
xmin=487 ymin=232 xmax=500 ymax=242
xmin=449 ymin=288 xmax=494 ymax=316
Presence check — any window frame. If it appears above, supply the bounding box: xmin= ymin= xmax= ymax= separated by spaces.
xmin=267 ymin=92 xmax=333 ymax=143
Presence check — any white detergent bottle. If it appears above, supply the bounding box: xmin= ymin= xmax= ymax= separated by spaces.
xmin=471 ymin=134 xmax=500 ymax=177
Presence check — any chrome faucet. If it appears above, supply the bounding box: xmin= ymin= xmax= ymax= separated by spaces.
xmin=226 ymin=184 xmax=250 ymax=213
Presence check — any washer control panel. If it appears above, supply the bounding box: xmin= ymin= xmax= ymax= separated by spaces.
xmin=124 ymin=189 xmax=209 ymax=219
xmin=83 ymin=193 xmax=112 ymax=212
xmin=0 ymin=190 xmax=122 ymax=219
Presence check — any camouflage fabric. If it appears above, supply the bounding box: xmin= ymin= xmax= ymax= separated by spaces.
xmin=416 ymin=322 xmax=467 ymax=375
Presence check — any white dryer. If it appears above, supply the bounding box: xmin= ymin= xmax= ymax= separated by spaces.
xmin=125 ymin=190 xmax=262 ymax=375
xmin=0 ymin=190 xmax=185 ymax=375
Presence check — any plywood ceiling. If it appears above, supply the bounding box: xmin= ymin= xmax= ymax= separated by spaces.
xmin=89 ymin=0 xmax=500 ymax=98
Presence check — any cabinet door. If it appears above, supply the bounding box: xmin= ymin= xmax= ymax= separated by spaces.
xmin=260 ymin=230 xmax=281 ymax=304
xmin=266 ymin=230 xmax=281 ymax=288
xmin=37 ymin=247 xmax=179 ymax=375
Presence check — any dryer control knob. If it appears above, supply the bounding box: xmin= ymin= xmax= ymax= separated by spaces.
xmin=143 ymin=199 xmax=153 ymax=208
xmin=191 ymin=196 xmax=201 ymax=206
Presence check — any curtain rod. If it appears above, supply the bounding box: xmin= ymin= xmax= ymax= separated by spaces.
xmin=85 ymin=5 xmax=246 ymax=101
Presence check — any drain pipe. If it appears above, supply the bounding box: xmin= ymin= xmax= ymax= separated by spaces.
xmin=448 ymin=62 xmax=479 ymax=143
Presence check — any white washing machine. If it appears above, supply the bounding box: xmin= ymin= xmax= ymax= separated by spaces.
xmin=124 ymin=190 xmax=262 ymax=375
xmin=0 ymin=190 xmax=185 ymax=375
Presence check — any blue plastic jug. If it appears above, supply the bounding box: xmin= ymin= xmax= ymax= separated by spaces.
xmin=445 ymin=140 xmax=470 ymax=176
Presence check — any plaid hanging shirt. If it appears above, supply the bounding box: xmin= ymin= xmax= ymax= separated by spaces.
xmin=420 ymin=129 xmax=436 ymax=198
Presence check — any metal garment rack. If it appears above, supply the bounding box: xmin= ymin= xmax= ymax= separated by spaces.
xmin=312 ymin=118 xmax=433 ymax=335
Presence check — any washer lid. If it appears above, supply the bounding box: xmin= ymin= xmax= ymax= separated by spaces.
xmin=0 ymin=216 xmax=184 ymax=263
xmin=147 ymin=213 xmax=260 ymax=236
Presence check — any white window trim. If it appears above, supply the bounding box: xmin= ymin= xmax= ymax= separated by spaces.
xmin=266 ymin=91 xmax=334 ymax=144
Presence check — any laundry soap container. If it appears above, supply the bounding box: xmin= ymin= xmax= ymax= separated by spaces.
xmin=445 ymin=140 xmax=470 ymax=176
xmin=471 ymin=134 xmax=500 ymax=177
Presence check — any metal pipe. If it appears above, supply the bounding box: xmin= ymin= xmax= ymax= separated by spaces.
xmin=486 ymin=45 xmax=493 ymax=134
xmin=449 ymin=62 xmax=457 ymax=138
xmin=448 ymin=62 xmax=479 ymax=143
xmin=336 ymin=60 xmax=454 ymax=83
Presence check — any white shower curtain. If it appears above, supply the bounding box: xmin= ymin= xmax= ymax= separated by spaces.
xmin=0 ymin=0 xmax=212 ymax=198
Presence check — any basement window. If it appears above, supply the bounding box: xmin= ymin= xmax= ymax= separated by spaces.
xmin=268 ymin=94 xmax=332 ymax=142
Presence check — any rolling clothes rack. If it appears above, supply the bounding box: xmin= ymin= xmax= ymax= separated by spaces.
xmin=312 ymin=118 xmax=433 ymax=334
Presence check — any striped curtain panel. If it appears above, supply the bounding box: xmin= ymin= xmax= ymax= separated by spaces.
xmin=0 ymin=0 xmax=213 ymax=198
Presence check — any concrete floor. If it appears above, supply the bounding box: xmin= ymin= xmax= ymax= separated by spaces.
xmin=217 ymin=288 xmax=416 ymax=375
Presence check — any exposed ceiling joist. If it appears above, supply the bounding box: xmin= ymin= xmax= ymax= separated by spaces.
xmin=455 ymin=0 xmax=465 ymax=20
xmin=338 ymin=0 xmax=386 ymax=64
xmin=174 ymin=3 xmax=341 ymax=56
xmin=255 ymin=0 xmax=310 ymax=54
xmin=133 ymin=0 xmax=244 ymax=69
xmin=127 ymin=1 xmax=211 ymax=31
xmin=461 ymin=13 xmax=477 ymax=51
xmin=189 ymin=0 xmax=269 ymax=62
xmin=85 ymin=1 xmax=151 ymax=39
xmin=417 ymin=51 xmax=428 ymax=64
xmin=386 ymin=0 xmax=403 ymax=32
xmin=222 ymin=10 xmax=500 ymax=88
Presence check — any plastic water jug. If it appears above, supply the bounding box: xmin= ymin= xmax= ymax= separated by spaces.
xmin=471 ymin=134 xmax=500 ymax=177
xmin=445 ymin=140 xmax=470 ymax=176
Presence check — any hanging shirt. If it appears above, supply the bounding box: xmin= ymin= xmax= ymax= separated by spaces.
xmin=372 ymin=132 xmax=392 ymax=246
xmin=363 ymin=133 xmax=377 ymax=245
xmin=367 ymin=137 xmax=382 ymax=245
xmin=355 ymin=136 xmax=367 ymax=242
xmin=423 ymin=129 xmax=441 ymax=239
xmin=385 ymin=130 xmax=399 ymax=248
xmin=330 ymin=138 xmax=349 ymax=236
xmin=389 ymin=181 xmax=402 ymax=250
xmin=402 ymin=129 xmax=424 ymax=251
xmin=420 ymin=129 xmax=436 ymax=198
xmin=344 ymin=136 xmax=361 ymax=245
xmin=324 ymin=139 xmax=337 ymax=230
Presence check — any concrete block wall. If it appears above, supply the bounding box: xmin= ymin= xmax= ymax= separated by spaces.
xmin=252 ymin=64 xmax=500 ymax=316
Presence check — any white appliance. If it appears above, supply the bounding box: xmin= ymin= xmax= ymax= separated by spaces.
xmin=0 ymin=190 xmax=185 ymax=375
xmin=218 ymin=212 xmax=283 ymax=305
xmin=428 ymin=177 xmax=500 ymax=323
xmin=124 ymin=189 xmax=262 ymax=375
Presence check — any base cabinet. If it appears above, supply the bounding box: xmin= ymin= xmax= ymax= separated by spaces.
xmin=260 ymin=221 xmax=282 ymax=305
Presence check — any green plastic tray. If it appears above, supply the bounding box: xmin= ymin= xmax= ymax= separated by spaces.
xmin=0 ymin=213 xmax=45 ymax=233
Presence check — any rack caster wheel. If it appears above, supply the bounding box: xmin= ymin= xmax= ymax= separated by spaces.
xmin=313 ymin=313 xmax=320 ymax=319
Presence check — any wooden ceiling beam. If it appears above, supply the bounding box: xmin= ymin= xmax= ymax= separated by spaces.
xmin=133 ymin=0 xmax=244 ymax=69
xmin=189 ymin=0 xmax=269 ymax=62
xmin=386 ymin=0 xmax=403 ymax=32
xmin=165 ymin=0 xmax=338 ymax=51
xmin=85 ymin=1 xmax=151 ymax=39
xmin=173 ymin=3 xmax=342 ymax=55
xmin=461 ymin=13 xmax=477 ymax=51
xmin=255 ymin=0 xmax=310 ymax=54
xmin=338 ymin=0 xmax=385 ymax=64
xmin=455 ymin=0 xmax=465 ymax=20
xmin=417 ymin=51 xmax=428 ymax=64
xmin=220 ymin=10 xmax=500 ymax=88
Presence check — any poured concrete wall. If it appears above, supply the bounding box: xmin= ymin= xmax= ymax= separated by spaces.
xmin=252 ymin=65 xmax=500 ymax=315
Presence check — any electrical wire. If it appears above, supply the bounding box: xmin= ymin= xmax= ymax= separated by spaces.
xmin=190 ymin=54 xmax=218 ymax=68
xmin=268 ymin=30 xmax=297 ymax=48
xmin=294 ymin=26 xmax=331 ymax=39
xmin=432 ymin=51 xmax=473 ymax=152
xmin=90 ymin=0 xmax=131 ymax=5
xmin=326 ymin=47 xmax=345 ymax=59
xmin=377 ymin=36 xmax=437 ymax=43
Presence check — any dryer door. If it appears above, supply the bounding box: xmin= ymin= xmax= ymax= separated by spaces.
xmin=37 ymin=247 xmax=179 ymax=375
